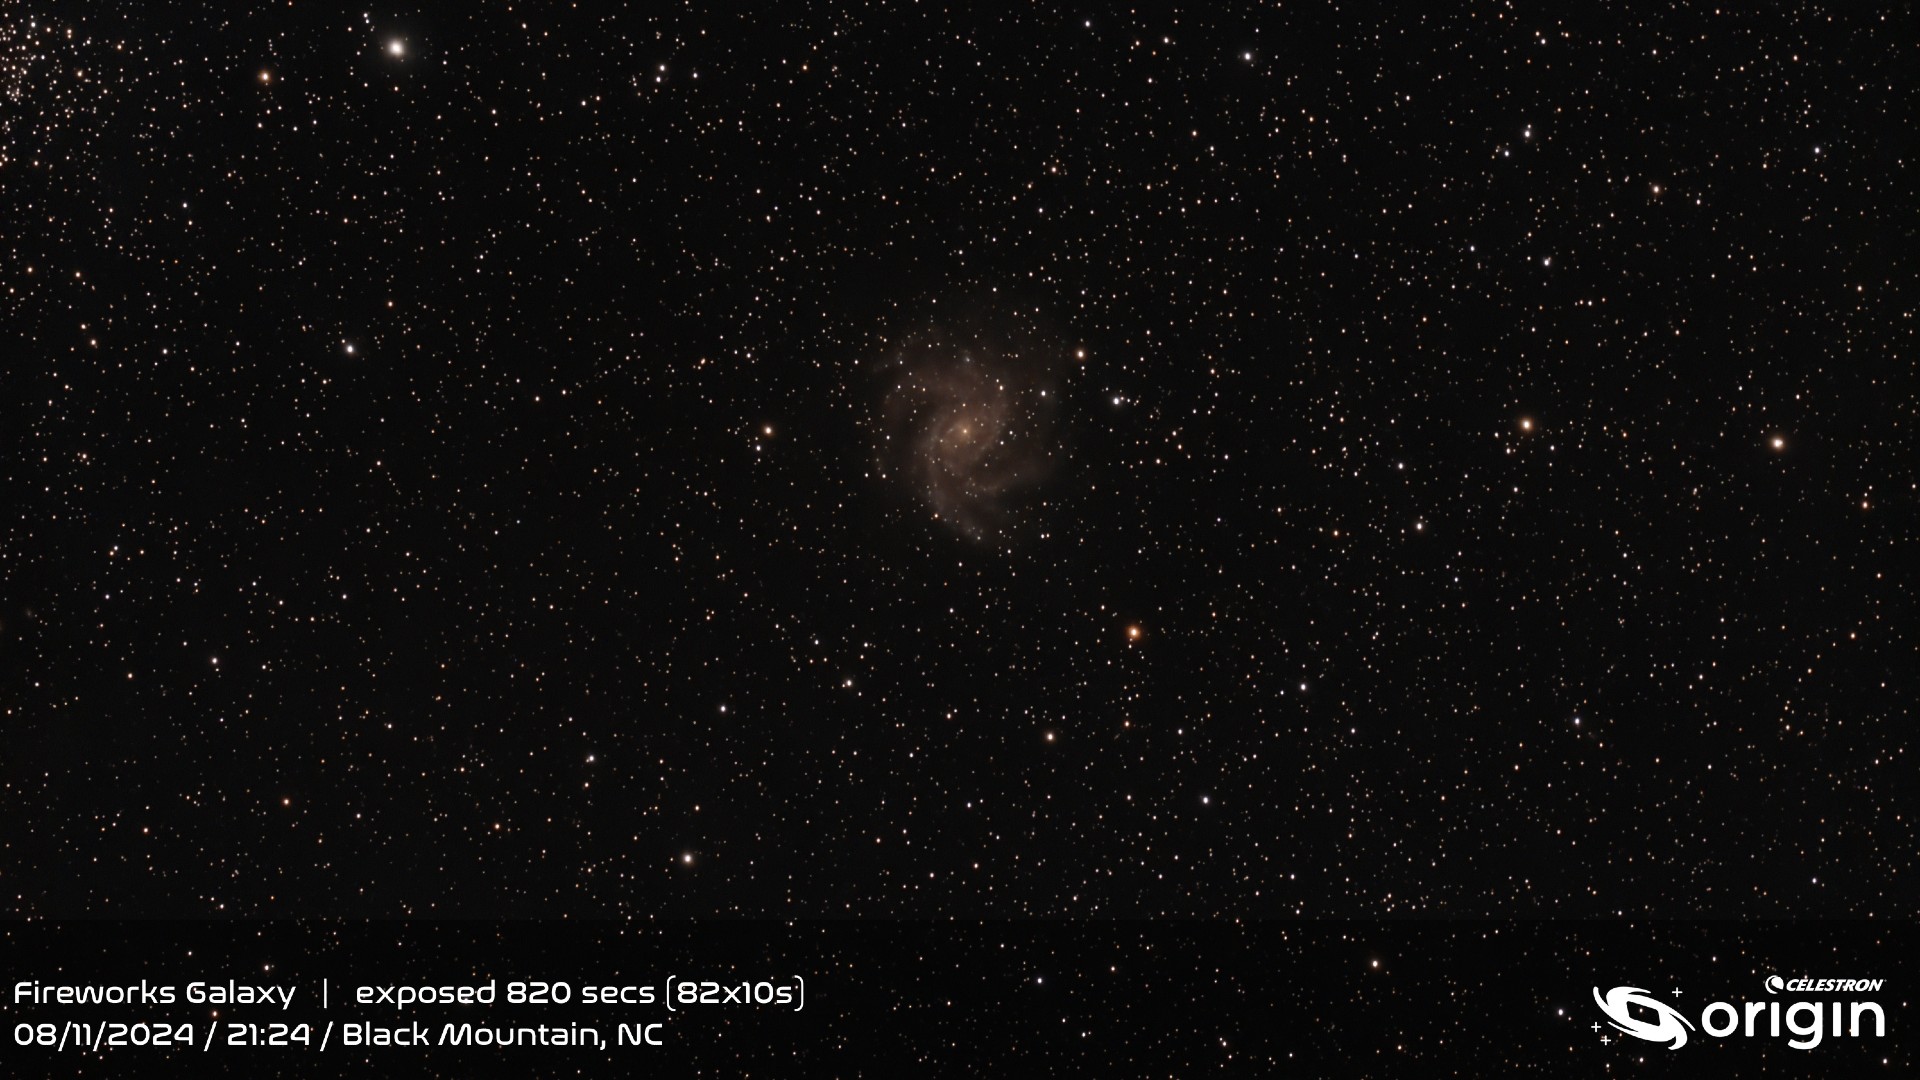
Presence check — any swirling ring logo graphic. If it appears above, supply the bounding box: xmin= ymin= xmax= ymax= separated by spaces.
xmin=1592 ymin=986 xmax=1696 ymax=1049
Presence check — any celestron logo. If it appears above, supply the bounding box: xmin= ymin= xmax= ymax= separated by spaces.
xmin=1766 ymin=976 xmax=1884 ymax=994
xmin=1592 ymin=978 xmax=1886 ymax=1051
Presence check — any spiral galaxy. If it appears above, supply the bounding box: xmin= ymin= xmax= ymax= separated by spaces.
xmin=873 ymin=308 xmax=1066 ymax=541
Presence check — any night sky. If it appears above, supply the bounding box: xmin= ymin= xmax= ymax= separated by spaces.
xmin=4 ymin=2 xmax=1913 ymax=929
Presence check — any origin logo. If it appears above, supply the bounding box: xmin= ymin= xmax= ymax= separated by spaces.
xmin=1592 ymin=978 xmax=1886 ymax=1051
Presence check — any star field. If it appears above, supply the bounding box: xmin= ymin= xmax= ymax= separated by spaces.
xmin=1 ymin=4 xmax=1912 ymax=925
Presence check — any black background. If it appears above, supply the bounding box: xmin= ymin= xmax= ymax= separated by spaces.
xmin=1 ymin=1 xmax=1911 ymax=1071
xmin=1 ymin=923 xmax=1909 ymax=1074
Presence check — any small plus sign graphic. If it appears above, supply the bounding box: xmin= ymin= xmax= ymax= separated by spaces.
xmin=1600 ymin=1035 xmax=1612 ymax=1045
xmin=1672 ymin=987 xmax=1682 ymax=997
xmin=1590 ymin=1022 xmax=1602 ymax=1032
